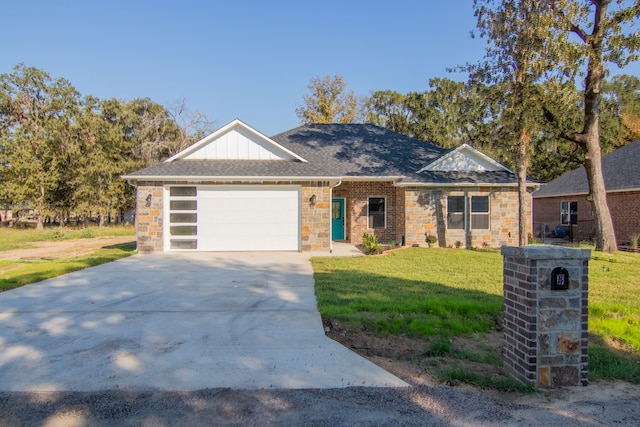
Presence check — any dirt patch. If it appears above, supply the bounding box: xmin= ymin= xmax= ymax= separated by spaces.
xmin=325 ymin=320 xmax=508 ymax=388
xmin=0 ymin=236 xmax=135 ymax=261
xmin=323 ymin=320 xmax=640 ymax=425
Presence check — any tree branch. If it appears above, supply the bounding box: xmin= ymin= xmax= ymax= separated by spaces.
xmin=550 ymin=1 xmax=588 ymax=42
xmin=542 ymin=105 xmax=585 ymax=147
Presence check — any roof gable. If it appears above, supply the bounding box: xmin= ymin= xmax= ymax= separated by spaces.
xmin=418 ymin=144 xmax=510 ymax=173
xmin=166 ymin=119 xmax=307 ymax=162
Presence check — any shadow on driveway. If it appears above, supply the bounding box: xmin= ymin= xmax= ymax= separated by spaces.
xmin=0 ymin=252 xmax=406 ymax=391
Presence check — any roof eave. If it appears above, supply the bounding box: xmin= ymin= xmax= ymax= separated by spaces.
xmin=396 ymin=182 xmax=539 ymax=188
xmin=121 ymin=175 xmax=342 ymax=182
xmin=533 ymin=186 xmax=640 ymax=198
xmin=340 ymin=176 xmax=404 ymax=182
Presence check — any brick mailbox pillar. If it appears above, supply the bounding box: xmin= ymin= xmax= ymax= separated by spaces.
xmin=501 ymin=246 xmax=591 ymax=388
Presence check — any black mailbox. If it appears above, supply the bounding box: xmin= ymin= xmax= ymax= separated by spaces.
xmin=551 ymin=267 xmax=569 ymax=290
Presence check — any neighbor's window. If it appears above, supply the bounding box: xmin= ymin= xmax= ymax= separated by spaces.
xmin=561 ymin=201 xmax=578 ymax=225
xmin=447 ymin=196 xmax=465 ymax=229
xmin=368 ymin=197 xmax=386 ymax=229
xmin=471 ymin=196 xmax=489 ymax=229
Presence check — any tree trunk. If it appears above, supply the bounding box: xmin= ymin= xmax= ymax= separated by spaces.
xmin=515 ymin=132 xmax=529 ymax=246
xmin=575 ymin=1 xmax=617 ymax=252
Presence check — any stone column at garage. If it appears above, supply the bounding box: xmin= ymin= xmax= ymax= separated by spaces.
xmin=501 ymin=246 xmax=591 ymax=388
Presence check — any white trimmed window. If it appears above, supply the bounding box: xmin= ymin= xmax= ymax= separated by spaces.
xmin=368 ymin=197 xmax=386 ymax=229
xmin=561 ymin=201 xmax=578 ymax=225
xmin=471 ymin=196 xmax=489 ymax=229
xmin=447 ymin=195 xmax=490 ymax=230
xmin=447 ymin=196 xmax=465 ymax=229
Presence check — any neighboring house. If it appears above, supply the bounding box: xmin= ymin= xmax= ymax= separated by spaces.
xmin=533 ymin=139 xmax=640 ymax=246
xmin=123 ymin=119 xmax=536 ymax=253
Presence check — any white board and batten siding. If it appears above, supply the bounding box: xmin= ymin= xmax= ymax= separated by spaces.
xmin=183 ymin=128 xmax=288 ymax=160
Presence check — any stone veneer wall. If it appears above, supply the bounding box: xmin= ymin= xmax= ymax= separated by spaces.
xmin=134 ymin=181 xmax=331 ymax=253
xmin=300 ymin=182 xmax=331 ymax=251
xmin=501 ymin=245 xmax=590 ymax=388
xmin=136 ymin=182 xmax=165 ymax=253
xmin=404 ymin=187 xmax=523 ymax=248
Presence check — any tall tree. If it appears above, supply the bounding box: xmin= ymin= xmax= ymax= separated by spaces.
xmin=602 ymin=74 xmax=640 ymax=141
xmin=71 ymin=98 xmax=138 ymax=225
xmin=296 ymin=74 xmax=359 ymax=124
xmin=365 ymin=90 xmax=413 ymax=134
xmin=470 ymin=0 xmax=565 ymax=246
xmin=548 ymin=0 xmax=640 ymax=252
xmin=166 ymin=99 xmax=215 ymax=156
xmin=0 ymin=64 xmax=82 ymax=228
xmin=365 ymin=79 xmax=495 ymax=152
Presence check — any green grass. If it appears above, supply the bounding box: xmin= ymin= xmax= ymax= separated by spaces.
xmin=312 ymin=247 xmax=640 ymax=386
xmin=0 ymin=225 xmax=135 ymax=251
xmin=422 ymin=337 xmax=503 ymax=366
xmin=0 ymin=242 xmax=136 ymax=292
xmin=313 ymin=248 xmax=503 ymax=338
xmin=588 ymin=252 xmax=640 ymax=352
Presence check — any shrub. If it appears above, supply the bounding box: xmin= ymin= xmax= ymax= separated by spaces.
xmin=79 ymin=228 xmax=97 ymax=238
xmin=362 ymin=232 xmax=382 ymax=255
xmin=455 ymin=240 xmax=462 ymax=248
xmin=44 ymin=229 xmax=66 ymax=241
xmin=426 ymin=234 xmax=438 ymax=248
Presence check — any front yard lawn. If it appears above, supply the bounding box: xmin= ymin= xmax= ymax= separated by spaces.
xmin=312 ymin=247 xmax=640 ymax=387
xmin=0 ymin=226 xmax=137 ymax=292
xmin=0 ymin=243 xmax=136 ymax=292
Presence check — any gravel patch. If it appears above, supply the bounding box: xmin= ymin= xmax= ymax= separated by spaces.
xmin=1 ymin=381 xmax=639 ymax=426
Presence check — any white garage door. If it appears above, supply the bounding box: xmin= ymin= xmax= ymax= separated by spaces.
xmin=195 ymin=187 xmax=300 ymax=251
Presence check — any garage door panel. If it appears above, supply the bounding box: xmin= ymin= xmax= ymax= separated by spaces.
xmin=203 ymin=222 xmax=297 ymax=236
xmin=195 ymin=188 xmax=300 ymax=251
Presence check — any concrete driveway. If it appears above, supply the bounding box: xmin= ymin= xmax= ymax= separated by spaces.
xmin=0 ymin=252 xmax=406 ymax=391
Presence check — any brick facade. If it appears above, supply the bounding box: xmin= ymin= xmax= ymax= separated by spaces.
xmin=609 ymin=191 xmax=640 ymax=244
xmin=404 ymin=187 xmax=523 ymax=248
xmin=533 ymin=191 xmax=640 ymax=245
xmin=333 ymin=181 xmax=404 ymax=245
xmin=501 ymin=246 xmax=590 ymax=388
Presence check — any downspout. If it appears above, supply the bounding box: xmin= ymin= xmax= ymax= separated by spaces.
xmin=329 ymin=179 xmax=343 ymax=253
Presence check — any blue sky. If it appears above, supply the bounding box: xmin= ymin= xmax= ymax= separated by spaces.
xmin=3 ymin=1 xmax=639 ymax=136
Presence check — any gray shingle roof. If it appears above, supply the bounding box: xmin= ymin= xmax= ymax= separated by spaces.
xmin=123 ymin=159 xmax=330 ymax=178
xmin=533 ymin=139 xmax=640 ymax=198
xmin=125 ymin=123 xmax=521 ymax=186
xmin=271 ymin=124 xmax=445 ymax=178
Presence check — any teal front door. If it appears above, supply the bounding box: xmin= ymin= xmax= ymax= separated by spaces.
xmin=332 ymin=198 xmax=345 ymax=240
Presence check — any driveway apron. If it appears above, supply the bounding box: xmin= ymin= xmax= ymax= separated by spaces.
xmin=0 ymin=252 xmax=407 ymax=391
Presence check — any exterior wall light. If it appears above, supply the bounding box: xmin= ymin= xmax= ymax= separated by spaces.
xmin=310 ymin=194 xmax=316 ymax=207
xmin=145 ymin=193 xmax=152 ymax=207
